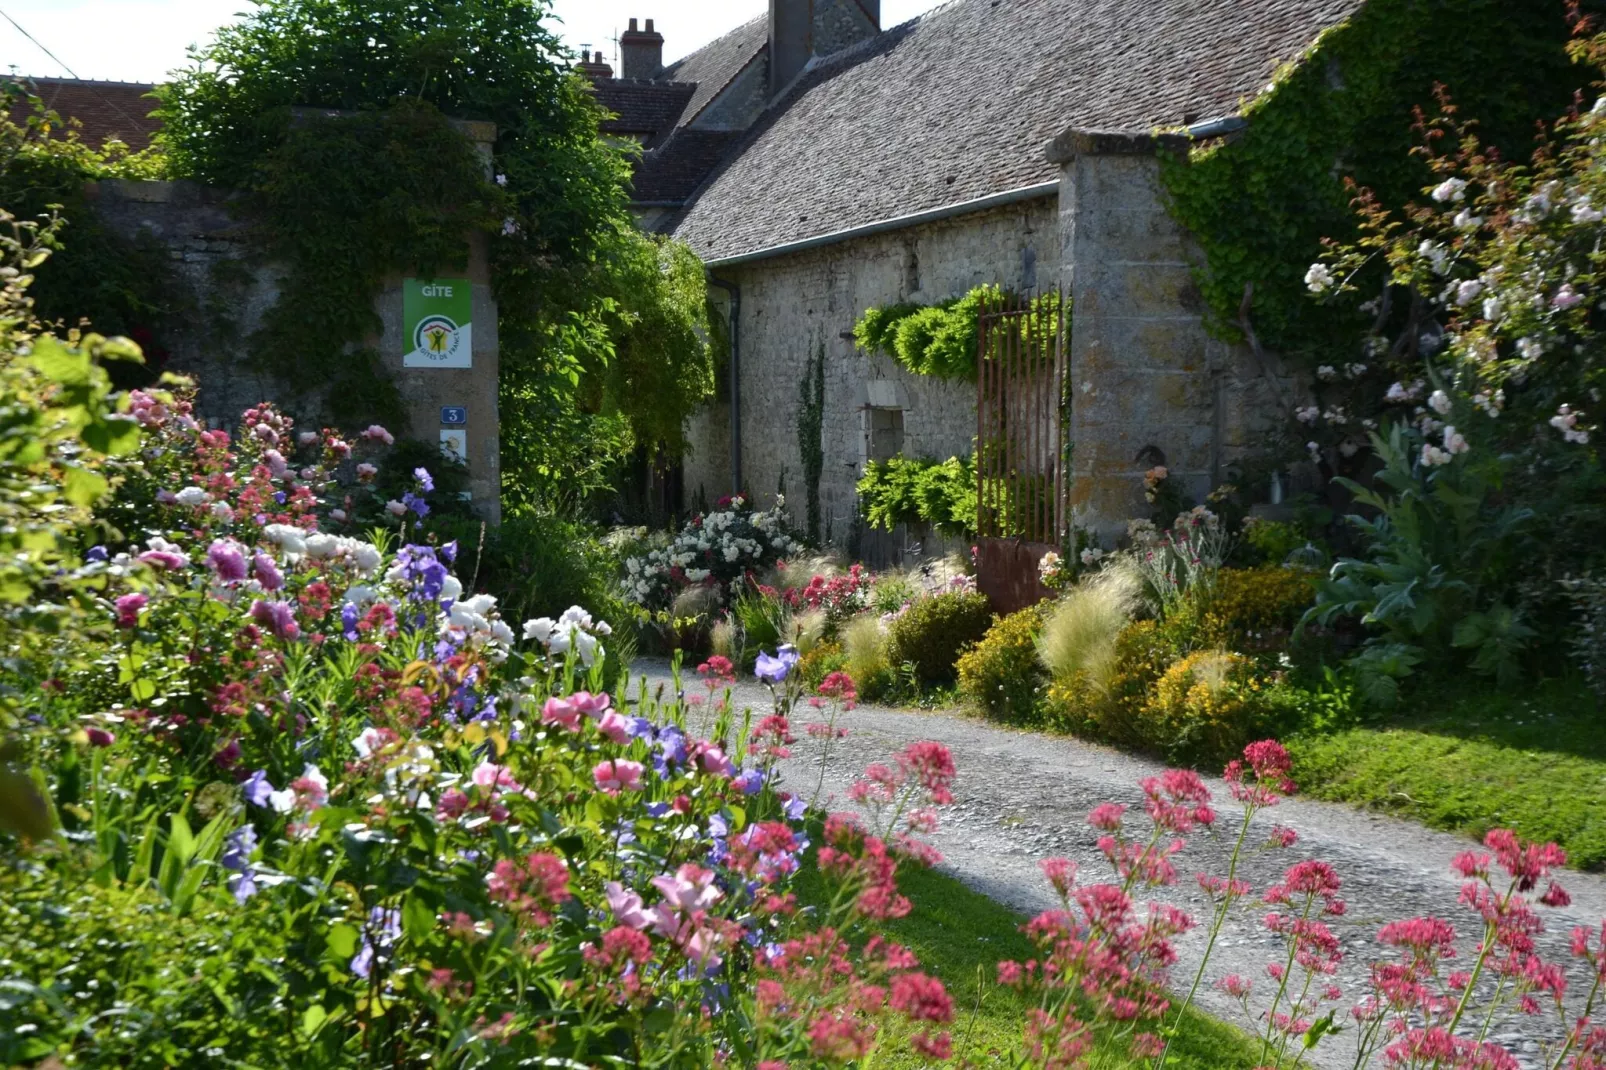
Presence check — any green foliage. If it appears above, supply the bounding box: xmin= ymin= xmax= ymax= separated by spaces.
xmin=156 ymin=0 xmax=715 ymax=485
xmin=1289 ymin=678 xmax=1606 ymax=869
xmin=884 ymin=592 xmax=992 ymax=685
xmin=854 ymin=286 xmax=1063 ymax=381
xmin=797 ymin=339 xmax=825 ymax=540
xmin=248 ymin=102 xmax=499 ymax=424
xmin=0 ymin=82 xmax=179 ymax=346
xmin=1135 ymin=650 xmax=1281 ymax=767
xmin=956 ymin=604 xmax=1050 ymax=723
xmin=1159 ymin=0 xmax=1584 ymax=360
xmin=857 ymin=453 xmax=977 ymax=537
xmin=1305 ymin=425 xmax=1534 ymax=698
xmin=435 ymin=508 xmax=628 ymax=630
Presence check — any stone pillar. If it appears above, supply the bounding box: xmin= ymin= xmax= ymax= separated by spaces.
xmin=376 ymin=118 xmax=501 ymax=524
xmin=1048 ymin=128 xmax=1243 ymax=540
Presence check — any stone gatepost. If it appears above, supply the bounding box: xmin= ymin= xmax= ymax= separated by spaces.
xmin=1048 ymin=127 xmax=1290 ymax=540
xmin=375 ymin=118 xmax=501 ymax=524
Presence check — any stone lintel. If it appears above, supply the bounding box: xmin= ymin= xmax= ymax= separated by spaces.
xmin=1044 ymin=127 xmax=1190 ymax=166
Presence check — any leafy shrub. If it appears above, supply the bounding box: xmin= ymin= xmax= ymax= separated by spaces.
xmin=853 ymin=287 xmax=1063 ymax=381
xmin=885 ymin=592 xmax=992 ymax=685
xmin=1196 ymin=566 xmax=1316 ymax=653
xmin=621 ymin=495 xmax=801 ymax=610
xmin=435 ymin=509 xmax=625 ymax=626
xmin=1240 ymin=517 xmax=1309 ymax=566
xmin=1562 ymin=574 xmax=1606 ymax=697
xmin=957 ymin=604 xmax=1050 ymax=723
xmin=857 ymin=454 xmax=977 ymax=537
xmin=1134 ymin=650 xmax=1276 ymax=766
xmin=798 ymin=639 xmax=847 ymax=690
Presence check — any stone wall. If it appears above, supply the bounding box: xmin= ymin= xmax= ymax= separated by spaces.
xmin=82 ymin=117 xmax=504 ymax=520
xmin=686 ymin=197 xmax=1059 ymax=544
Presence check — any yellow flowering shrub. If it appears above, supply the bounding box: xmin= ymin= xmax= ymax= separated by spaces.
xmin=1135 ymin=650 xmax=1275 ymax=765
xmin=1197 ymin=567 xmax=1315 ymax=652
xmin=956 ymin=604 xmax=1050 ymax=723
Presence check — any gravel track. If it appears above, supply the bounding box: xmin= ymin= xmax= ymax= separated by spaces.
xmin=630 ymin=660 xmax=1606 ymax=1068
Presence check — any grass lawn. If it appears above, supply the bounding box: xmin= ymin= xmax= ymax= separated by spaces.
xmin=791 ymin=842 xmax=1268 ymax=1068
xmin=1288 ymin=677 xmax=1606 ymax=869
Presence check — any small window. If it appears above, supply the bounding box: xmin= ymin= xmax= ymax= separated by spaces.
xmin=867 ymin=406 xmax=904 ymax=462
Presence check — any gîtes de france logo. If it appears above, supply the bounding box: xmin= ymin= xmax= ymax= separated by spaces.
xmin=413 ymin=313 xmax=466 ymax=363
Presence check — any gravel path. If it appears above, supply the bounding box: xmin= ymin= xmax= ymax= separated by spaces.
xmin=630 ymin=660 xmax=1606 ymax=1069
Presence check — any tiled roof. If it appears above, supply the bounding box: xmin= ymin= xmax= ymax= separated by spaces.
xmin=660 ymin=15 xmax=768 ymax=128
xmin=672 ymin=0 xmax=1364 ymax=262
xmin=631 ymin=128 xmax=746 ymax=205
xmin=18 ymin=77 xmax=161 ymax=151
xmin=592 ymin=79 xmax=696 ymax=147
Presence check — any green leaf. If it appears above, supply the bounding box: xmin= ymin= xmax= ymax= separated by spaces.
xmin=402 ymin=891 xmax=434 ymax=942
xmin=61 ymin=465 xmax=108 ymax=507
xmin=325 ymin=923 xmax=359 ymax=960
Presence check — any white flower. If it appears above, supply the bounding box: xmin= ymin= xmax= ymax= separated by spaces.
xmin=1316 ymin=365 xmax=1337 ymax=381
xmin=1482 ymin=296 xmax=1503 ymax=322
xmin=1443 ymin=426 xmax=1470 ymax=455
xmin=440 ymin=574 xmax=464 ymax=603
xmin=303 ymin=532 xmax=339 ymax=559
xmin=494 ymin=173 xmax=508 ymax=186
xmin=330 ymin=508 xmax=348 ymax=522
xmin=346 ymin=541 xmax=381 ymax=574
xmin=523 ymin=617 xmax=555 ymax=643
xmin=1517 ymin=336 xmax=1545 ymax=361
xmin=146 ymin=535 xmax=189 ymax=564
xmin=1346 ymin=363 xmax=1368 ymax=379
xmin=344 ymin=585 xmax=377 ymax=606
xmin=1418 ymin=240 xmax=1449 ymax=274
xmin=1339 ymin=439 xmax=1360 ymax=457
xmin=1295 ymin=405 xmax=1320 ymax=424
xmin=501 ymin=218 xmax=518 ymax=236
xmin=1431 ymin=177 xmax=1467 ymax=203
xmin=385 ymin=500 xmax=407 ymax=517
xmin=175 ymin=486 xmax=208 ymax=506
xmin=1079 ymin=547 xmax=1104 ymax=566
xmin=1455 ymin=279 xmax=1483 ymax=305
xmin=1453 ymin=208 xmax=1482 ymax=230
xmin=353 ymin=726 xmax=387 ymax=759
xmin=1573 ymin=199 xmax=1604 ymax=224
xmin=268 ymin=787 xmax=297 ymax=814
xmin=685 ymin=568 xmax=710 ymax=582
xmin=1420 ymin=444 xmax=1451 ymax=467
xmin=211 ymin=502 xmax=234 ymax=522
xmin=1428 ymin=390 xmax=1453 ymax=415
xmin=1304 ymin=263 xmax=1335 ymax=293
xmin=1385 ymin=381 xmax=1410 ymax=403
xmin=262 ymin=524 xmax=308 ymax=558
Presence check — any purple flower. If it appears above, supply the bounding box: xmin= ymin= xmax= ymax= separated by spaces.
xmin=402 ymin=492 xmax=429 ymax=519
xmin=438 ymin=540 xmax=458 ymax=565
xmin=207 ymin=539 xmax=248 ymax=582
xmin=249 ymin=600 xmax=300 ymax=640
xmin=784 ymin=794 xmax=808 ymax=822
xmin=754 ymin=645 xmax=800 ymax=685
xmin=413 ymin=467 xmax=434 ymax=492
xmin=243 ymin=769 xmax=275 ymax=807
xmin=351 ymin=906 xmax=401 ymax=979
xmin=392 ymin=545 xmax=447 ymax=601
xmin=733 ymin=768 xmax=765 ymax=795
xmin=253 ymin=553 xmax=284 ymax=591
xmin=86 ymin=545 xmax=108 ymax=563
xmin=341 ymin=602 xmax=360 ymax=641
xmin=222 ymin=825 xmax=258 ymax=903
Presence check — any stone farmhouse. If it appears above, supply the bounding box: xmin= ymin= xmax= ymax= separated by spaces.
xmin=22 ymin=0 xmax=1368 ymax=544
xmin=591 ymin=0 xmax=1365 ymax=545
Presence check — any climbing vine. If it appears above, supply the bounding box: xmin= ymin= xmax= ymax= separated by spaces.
xmin=155 ymin=0 xmax=715 ymax=504
xmin=853 ymin=285 xmax=1062 ymax=380
xmin=856 ymin=453 xmax=976 ymax=537
xmin=796 ymin=338 xmax=825 ymax=541
xmin=1159 ymin=0 xmax=1588 ymax=364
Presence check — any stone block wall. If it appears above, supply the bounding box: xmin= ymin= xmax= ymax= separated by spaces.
xmin=83 ymin=117 xmax=503 ymax=520
xmin=1050 ymin=129 xmax=1295 ymax=539
xmin=685 ymin=197 xmax=1058 ymax=544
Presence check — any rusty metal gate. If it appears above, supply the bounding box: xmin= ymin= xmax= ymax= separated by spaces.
xmin=975 ymin=289 xmax=1067 ymax=613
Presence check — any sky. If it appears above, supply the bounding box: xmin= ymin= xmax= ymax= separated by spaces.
xmin=0 ymin=0 xmax=945 ymax=84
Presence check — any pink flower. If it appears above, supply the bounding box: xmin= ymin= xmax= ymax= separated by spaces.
xmin=592 ymin=759 xmax=645 ymax=795
xmin=297 ymin=431 xmax=319 ymax=447
xmin=1040 ymin=857 xmax=1078 ymax=897
xmin=595 ymin=710 xmax=630 ymax=744
xmin=385 ymin=500 xmax=407 ymax=517
xmin=604 ymin=881 xmax=652 ymax=930
xmin=570 ymin=691 xmax=611 ymax=718
xmin=1088 ymin=802 xmax=1127 ymax=831
xmin=114 ymin=592 xmax=147 ymax=628
xmin=356 ymin=463 xmax=377 ymax=482
xmin=541 ymin=697 xmax=581 ymax=732
xmin=86 ymin=726 xmax=116 ymax=747
xmin=470 ymin=761 xmax=527 ymax=797
xmin=248 ymin=599 xmax=300 ymax=640
xmin=650 ymin=863 xmax=722 ymax=912
xmin=360 ymin=424 xmax=394 ymax=446
xmin=207 ymin=539 xmax=249 ymax=582
xmin=690 ymin=741 xmax=734 ymax=776
xmin=253 ymin=553 xmax=284 ymax=591
xmin=138 ymin=550 xmax=186 ymax=571
xmin=897 ymin=740 xmax=956 ymax=804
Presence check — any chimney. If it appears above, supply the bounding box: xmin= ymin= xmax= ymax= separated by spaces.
xmin=619 ymin=17 xmax=664 ymax=80
xmin=577 ymin=50 xmax=614 ymax=80
xmin=769 ymin=0 xmax=812 ymax=96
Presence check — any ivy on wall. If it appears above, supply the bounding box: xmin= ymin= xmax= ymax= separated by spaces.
xmin=1160 ymin=0 xmax=1590 ymax=364
xmin=154 ymin=0 xmax=716 ymax=511
xmin=856 ymin=453 xmax=976 ymax=537
xmin=853 ymin=285 xmax=1063 ymax=380
xmin=796 ymin=338 xmax=825 ymax=541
